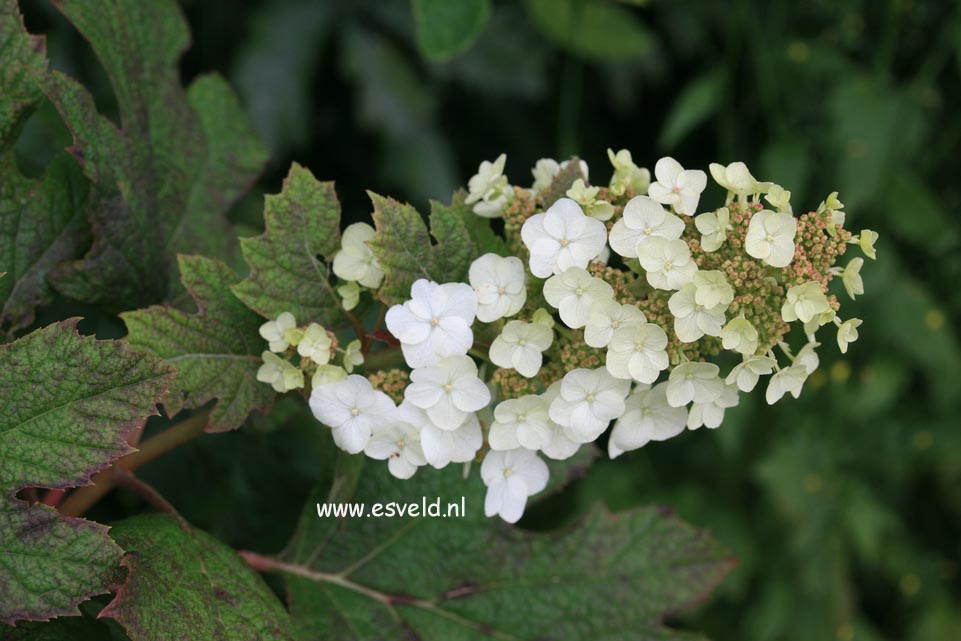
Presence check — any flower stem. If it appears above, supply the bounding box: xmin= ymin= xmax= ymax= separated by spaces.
xmin=60 ymin=408 xmax=212 ymax=517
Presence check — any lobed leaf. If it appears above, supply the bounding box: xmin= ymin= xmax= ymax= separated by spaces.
xmin=0 ymin=319 xmax=173 ymax=624
xmin=0 ymin=0 xmax=45 ymax=149
xmin=41 ymin=0 xmax=267 ymax=310
xmin=0 ymin=2 xmax=91 ymax=337
xmin=273 ymin=452 xmax=732 ymax=640
xmin=122 ymin=255 xmax=275 ymax=432
xmin=101 ymin=514 xmax=297 ymax=641
xmin=231 ymin=163 xmax=345 ymax=325
xmin=367 ymin=192 xmax=477 ymax=305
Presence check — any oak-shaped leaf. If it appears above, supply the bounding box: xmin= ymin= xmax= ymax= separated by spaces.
xmin=0 ymin=319 xmax=173 ymax=625
xmin=0 ymin=0 xmax=45 ymax=149
xmin=367 ymin=192 xmax=477 ymax=305
xmin=0 ymin=2 xmax=90 ymax=337
xmin=231 ymin=163 xmax=345 ymax=325
xmin=41 ymin=0 xmax=267 ymax=309
xmin=122 ymin=255 xmax=275 ymax=432
xmin=270 ymin=452 xmax=732 ymax=640
xmin=100 ymin=514 xmax=296 ymax=641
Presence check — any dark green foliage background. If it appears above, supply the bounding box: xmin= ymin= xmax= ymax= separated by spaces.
xmin=10 ymin=0 xmax=961 ymax=639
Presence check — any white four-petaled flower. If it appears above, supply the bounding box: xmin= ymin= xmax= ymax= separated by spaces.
xmin=488 ymin=395 xmax=552 ymax=451
xmin=668 ymin=283 xmax=726 ymax=343
xmin=257 ymin=352 xmax=304 ymax=393
xmin=466 ymin=153 xmax=512 ymax=218
xmin=365 ymin=411 xmax=427 ymax=479
xmin=765 ymin=343 xmax=819 ymax=404
xmin=719 ymin=317 xmax=759 ymax=356
xmin=259 ymin=311 xmax=297 ymax=353
xmin=584 ymin=299 xmax=646 ymax=348
xmin=692 ymin=270 xmax=734 ymax=309
xmin=607 ymin=148 xmax=650 ymax=197
xmin=548 ymin=368 xmax=631 ymax=442
xmin=297 ymin=323 xmax=332 ymax=364
xmin=709 ymin=161 xmax=768 ymax=197
xmin=521 ymin=198 xmax=607 ymax=278
xmin=781 ymin=281 xmax=831 ymax=324
xmin=332 ymin=222 xmax=384 ymax=289
xmin=836 ymin=318 xmax=862 ymax=354
xmin=687 ymin=383 xmax=739 ymax=430
xmin=666 ymin=362 xmax=724 ymax=407
xmin=694 ymin=207 xmax=729 ymax=252
xmin=841 ymin=258 xmax=864 ymax=299
xmin=489 ymin=320 xmax=553 ymax=378
xmin=745 ymin=210 xmax=797 ymax=268
xmin=405 ymin=355 xmax=491 ymax=429
xmin=608 ymin=195 xmax=684 ymax=259
xmin=608 ymin=383 xmax=688 ymax=458
xmin=469 ymin=253 xmax=527 ymax=322
xmin=385 ymin=279 xmax=477 ymax=368
xmin=726 ymin=355 xmax=776 ymax=392
xmin=481 ymin=448 xmax=549 ymax=524
xmin=309 ymin=375 xmax=395 ymax=454
xmin=647 ymin=156 xmax=708 ymax=216
xmin=605 ymin=323 xmax=670 ymax=384
xmin=543 ymin=267 xmax=614 ymax=329
xmin=415 ymin=404 xmax=483 ymax=468
xmin=636 ymin=236 xmax=698 ymax=290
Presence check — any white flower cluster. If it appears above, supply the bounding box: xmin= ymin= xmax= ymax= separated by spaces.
xmin=269 ymin=151 xmax=877 ymax=524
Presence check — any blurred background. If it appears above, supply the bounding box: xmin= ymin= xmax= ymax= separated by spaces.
xmin=16 ymin=0 xmax=961 ymax=639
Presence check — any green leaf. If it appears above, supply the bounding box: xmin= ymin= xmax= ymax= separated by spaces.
xmin=41 ymin=0 xmax=267 ymax=309
xmin=412 ymin=0 xmax=491 ymax=61
xmin=231 ymin=163 xmax=345 ymax=326
xmin=122 ymin=255 xmax=275 ymax=432
xmin=0 ymin=0 xmax=46 ymax=149
xmin=367 ymin=192 xmax=477 ymax=305
xmin=658 ymin=70 xmax=723 ymax=149
xmin=102 ymin=514 xmax=296 ymax=641
xmin=0 ymin=2 xmax=89 ymax=337
xmin=443 ymin=190 xmax=508 ymax=256
xmin=0 ymin=319 xmax=173 ymax=624
xmin=0 ymin=153 xmax=89 ymax=338
xmin=272 ymin=455 xmax=732 ymax=640
xmin=525 ymin=0 xmax=655 ymax=61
